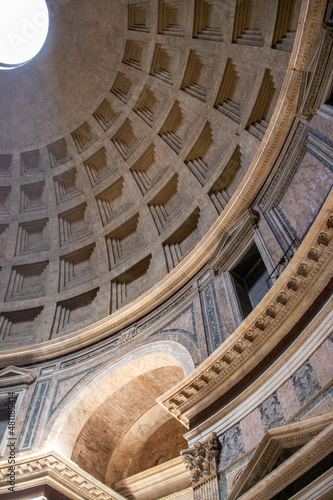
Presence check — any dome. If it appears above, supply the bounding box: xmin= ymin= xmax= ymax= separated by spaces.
xmin=0 ymin=0 xmax=304 ymax=353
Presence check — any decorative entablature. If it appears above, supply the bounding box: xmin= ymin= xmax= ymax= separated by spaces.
xmin=157 ymin=201 xmax=333 ymax=428
xmin=0 ymin=451 xmax=124 ymax=500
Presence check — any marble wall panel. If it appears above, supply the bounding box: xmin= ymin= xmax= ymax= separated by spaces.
xmin=309 ymin=114 xmax=333 ymax=141
xmin=310 ymin=337 xmax=333 ymax=388
xmin=19 ymin=381 xmax=50 ymax=451
xmin=292 ymin=386 xmax=333 ymax=422
xmin=276 ymin=378 xmax=301 ymax=422
xmin=214 ymin=274 xmax=235 ymax=338
xmin=47 ymin=367 xmax=97 ymax=423
xmin=239 ymin=409 xmax=265 ymax=454
xmin=301 ymin=394 xmax=333 ymax=420
xmin=291 ymin=361 xmax=322 ymax=407
xmin=158 ymin=305 xmax=196 ymax=337
xmin=219 ymin=423 xmax=245 ymax=469
xmin=257 ymin=216 xmax=284 ymax=268
xmin=151 ymin=304 xmax=199 ymax=345
xmin=259 ymin=392 xmax=285 ymax=432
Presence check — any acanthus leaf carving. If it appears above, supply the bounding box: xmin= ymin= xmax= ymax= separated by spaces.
xmin=181 ymin=432 xmax=222 ymax=485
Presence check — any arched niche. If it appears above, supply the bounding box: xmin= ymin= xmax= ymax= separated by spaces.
xmin=47 ymin=341 xmax=194 ymax=480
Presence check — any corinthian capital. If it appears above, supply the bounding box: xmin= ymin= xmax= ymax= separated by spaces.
xmin=181 ymin=432 xmax=222 ymax=485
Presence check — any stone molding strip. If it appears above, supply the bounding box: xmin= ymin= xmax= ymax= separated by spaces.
xmin=0 ymin=0 xmax=328 ymax=367
xmin=157 ymin=197 xmax=333 ymax=428
xmin=0 ymin=451 xmax=125 ymax=500
xmin=286 ymin=468 xmax=333 ymax=500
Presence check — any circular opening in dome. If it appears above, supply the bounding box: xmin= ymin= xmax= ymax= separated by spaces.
xmin=0 ymin=0 xmax=49 ymax=70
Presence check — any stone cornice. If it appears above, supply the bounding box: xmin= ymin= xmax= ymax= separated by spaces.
xmin=0 ymin=0 xmax=328 ymax=367
xmin=0 ymin=451 xmax=125 ymax=500
xmin=157 ymin=196 xmax=333 ymax=428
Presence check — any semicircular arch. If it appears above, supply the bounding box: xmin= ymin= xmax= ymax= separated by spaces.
xmin=47 ymin=341 xmax=195 ymax=458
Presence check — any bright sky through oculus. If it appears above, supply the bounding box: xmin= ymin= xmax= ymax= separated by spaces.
xmin=0 ymin=0 xmax=49 ymax=70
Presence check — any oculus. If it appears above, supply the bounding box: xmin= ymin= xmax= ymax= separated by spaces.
xmin=0 ymin=0 xmax=49 ymax=70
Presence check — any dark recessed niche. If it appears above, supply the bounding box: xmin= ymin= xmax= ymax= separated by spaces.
xmin=0 ymin=154 xmax=12 ymax=177
xmin=21 ymin=149 xmax=42 ymax=175
xmin=48 ymin=138 xmax=71 ymax=167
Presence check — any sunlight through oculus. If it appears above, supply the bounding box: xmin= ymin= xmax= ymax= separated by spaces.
xmin=0 ymin=0 xmax=49 ymax=70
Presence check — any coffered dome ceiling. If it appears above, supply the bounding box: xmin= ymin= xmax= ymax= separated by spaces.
xmin=0 ymin=0 xmax=302 ymax=350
